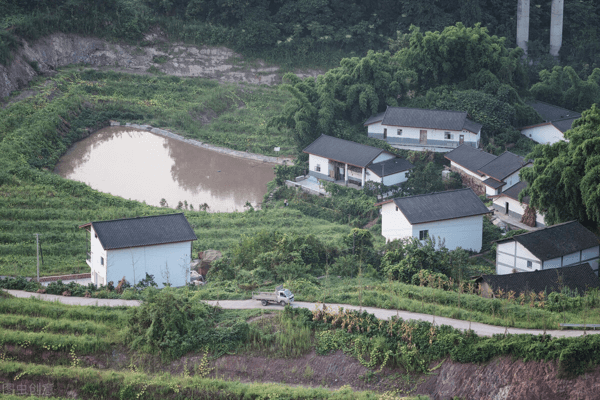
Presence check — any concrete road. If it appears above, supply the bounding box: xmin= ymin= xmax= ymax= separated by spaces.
xmin=5 ymin=289 xmax=598 ymax=338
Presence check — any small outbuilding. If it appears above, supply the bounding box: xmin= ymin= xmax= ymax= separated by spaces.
xmin=80 ymin=213 xmax=197 ymax=288
xmin=491 ymin=181 xmax=545 ymax=227
xmin=376 ymin=188 xmax=490 ymax=252
xmin=476 ymin=263 xmax=600 ymax=298
xmin=495 ymin=220 xmax=600 ymax=275
xmin=520 ymin=101 xmax=580 ymax=145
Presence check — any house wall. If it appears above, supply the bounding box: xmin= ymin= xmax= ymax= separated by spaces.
xmin=308 ymin=154 xmax=334 ymax=181
xmin=106 ymin=241 xmax=192 ymax=288
xmin=492 ymin=196 xmax=545 ymax=227
xmin=450 ymin=162 xmax=486 ymax=181
xmin=411 ymin=215 xmax=484 ymax=252
xmin=90 ymin=226 xmax=108 ymax=286
xmin=582 ymin=247 xmax=600 ymax=274
xmin=496 ymin=240 xmax=542 ymax=274
xmin=366 ymin=170 xmax=410 ymax=186
xmin=485 ymin=185 xmax=501 ymax=197
xmin=521 ymin=125 xmax=565 ymax=145
xmin=381 ymin=202 xmax=413 ymax=242
xmin=372 ymin=153 xmax=395 ymax=164
xmin=368 ymin=124 xmax=479 ymax=149
xmin=503 ymin=170 xmax=521 ymax=191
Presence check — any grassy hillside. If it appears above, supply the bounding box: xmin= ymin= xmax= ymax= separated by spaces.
xmin=0 ymin=69 xmax=352 ymax=277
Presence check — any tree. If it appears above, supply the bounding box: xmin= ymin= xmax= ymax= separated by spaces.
xmin=530 ymin=66 xmax=600 ymax=112
xmin=520 ymin=104 xmax=600 ymax=228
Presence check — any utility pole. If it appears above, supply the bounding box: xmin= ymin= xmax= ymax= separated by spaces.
xmin=34 ymin=233 xmax=40 ymax=282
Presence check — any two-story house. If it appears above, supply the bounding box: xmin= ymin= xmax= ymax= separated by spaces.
xmin=364 ymin=107 xmax=482 ymax=152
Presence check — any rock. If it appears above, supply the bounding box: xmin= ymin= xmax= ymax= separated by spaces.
xmin=195 ymin=250 xmax=222 ymax=276
xmin=36 ymin=288 xmax=46 ymax=294
xmin=62 ymin=290 xmax=71 ymax=296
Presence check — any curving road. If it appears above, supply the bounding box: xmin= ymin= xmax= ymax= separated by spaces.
xmin=5 ymin=289 xmax=598 ymax=338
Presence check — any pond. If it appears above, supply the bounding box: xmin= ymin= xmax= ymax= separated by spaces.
xmin=54 ymin=127 xmax=275 ymax=212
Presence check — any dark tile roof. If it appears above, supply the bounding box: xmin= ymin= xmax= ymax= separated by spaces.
xmin=444 ymin=144 xmax=497 ymax=176
xmin=499 ymin=181 xmax=529 ymax=204
xmin=552 ymin=117 xmax=578 ymax=133
xmin=529 ymin=101 xmax=580 ymax=122
xmin=367 ymin=157 xmax=414 ymax=177
xmin=478 ymin=152 xmax=528 ymax=181
xmin=303 ymin=134 xmax=387 ymax=168
xmin=496 ymin=221 xmax=600 ymax=261
xmin=363 ymin=112 xmax=385 ymax=126
xmin=92 ymin=213 xmax=197 ymax=250
xmin=482 ymin=177 xmax=505 ymax=189
xmin=392 ymin=188 xmax=490 ymax=224
xmin=478 ymin=263 xmax=599 ymax=296
xmin=370 ymin=106 xmax=483 ymax=134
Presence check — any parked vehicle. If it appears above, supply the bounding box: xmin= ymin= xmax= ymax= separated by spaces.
xmin=252 ymin=285 xmax=294 ymax=306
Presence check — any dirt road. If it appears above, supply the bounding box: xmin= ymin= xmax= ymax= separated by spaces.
xmin=5 ymin=289 xmax=597 ymax=338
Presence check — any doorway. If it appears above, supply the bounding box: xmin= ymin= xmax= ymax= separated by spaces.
xmin=459 ymin=134 xmax=464 ymax=144
xmin=505 ymin=202 xmax=509 ymax=215
xmin=383 ymin=128 xmax=387 ymax=139
xmin=419 ymin=130 xmax=427 ymax=144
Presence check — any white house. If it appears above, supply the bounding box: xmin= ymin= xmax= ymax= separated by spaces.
xmin=495 ymin=221 xmax=600 ymax=275
xmin=376 ymin=188 xmax=491 ymax=252
xmin=303 ymin=134 xmax=414 ymax=187
xmin=491 ymin=181 xmax=545 ymax=227
xmin=79 ymin=213 xmax=197 ymax=288
xmin=445 ymin=145 xmax=530 ymax=197
xmin=364 ymin=107 xmax=483 ymax=152
xmin=520 ymin=102 xmax=580 ymax=145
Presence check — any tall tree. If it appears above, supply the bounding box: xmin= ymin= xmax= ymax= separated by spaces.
xmin=520 ymin=104 xmax=600 ymax=228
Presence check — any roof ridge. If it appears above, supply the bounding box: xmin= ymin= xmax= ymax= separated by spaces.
xmin=528 ymin=100 xmax=580 ymax=114
xmin=507 ymin=220 xmax=581 ymax=240
xmin=386 ymin=106 xmax=468 ymax=116
xmin=318 ymin=134 xmax=386 ymax=155
xmin=92 ymin=212 xmax=185 ymax=225
xmin=393 ymin=188 xmax=472 ymax=201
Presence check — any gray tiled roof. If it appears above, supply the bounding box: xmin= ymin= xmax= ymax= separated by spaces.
xmin=482 ymin=177 xmax=505 ymax=189
xmin=529 ymin=101 xmax=580 ymax=122
xmin=363 ymin=112 xmax=385 ymax=126
xmin=478 ymin=263 xmax=599 ymax=296
xmin=499 ymin=181 xmax=529 ymax=204
xmin=367 ymin=157 xmax=414 ymax=177
xmin=303 ymin=134 xmax=387 ymax=168
xmin=478 ymin=152 xmax=528 ymax=181
xmin=444 ymin=144 xmax=497 ymax=176
xmin=552 ymin=117 xmax=578 ymax=133
xmin=496 ymin=221 xmax=600 ymax=261
xmin=92 ymin=213 xmax=197 ymax=250
xmin=392 ymin=188 xmax=490 ymax=224
xmin=369 ymin=106 xmax=483 ymax=134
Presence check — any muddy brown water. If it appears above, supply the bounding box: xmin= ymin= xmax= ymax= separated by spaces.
xmin=54 ymin=127 xmax=275 ymax=212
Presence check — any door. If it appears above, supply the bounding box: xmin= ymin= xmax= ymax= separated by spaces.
xmin=419 ymin=130 xmax=427 ymax=144
xmin=383 ymin=128 xmax=387 ymax=139
xmin=505 ymin=202 xmax=509 ymax=215
xmin=459 ymin=134 xmax=464 ymax=144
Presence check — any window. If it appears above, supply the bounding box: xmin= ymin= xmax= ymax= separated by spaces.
xmin=527 ymin=260 xmax=532 ymax=269
xmin=444 ymin=132 xmax=452 ymax=140
xmin=395 ymin=206 xmax=399 ymax=211
xmin=315 ymin=164 xmax=321 ymax=172
xmin=397 ymin=129 xmax=403 ymax=136
xmin=94 ymin=233 xmax=97 ymax=238
xmin=100 ymin=256 xmax=104 ymax=266
xmin=419 ymin=230 xmax=429 ymax=240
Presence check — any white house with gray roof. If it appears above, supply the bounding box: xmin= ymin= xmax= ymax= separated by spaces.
xmin=492 ymin=181 xmax=545 ymax=227
xmin=364 ymin=107 xmax=483 ymax=152
xmin=445 ymin=145 xmax=531 ymax=197
xmin=79 ymin=213 xmax=197 ymax=288
xmin=495 ymin=221 xmax=599 ymax=275
xmin=376 ymin=189 xmax=490 ymax=252
xmin=303 ymin=135 xmax=414 ymax=187
xmin=520 ymin=102 xmax=580 ymax=145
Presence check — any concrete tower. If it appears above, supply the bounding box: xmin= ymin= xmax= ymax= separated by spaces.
xmin=516 ymin=0 xmax=530 ymax=54
xmin=550 ymin=0 xmax=564 ymax=57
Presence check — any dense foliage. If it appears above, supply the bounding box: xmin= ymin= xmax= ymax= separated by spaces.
xmin=521 ymin=104 xmax=600 ymax=228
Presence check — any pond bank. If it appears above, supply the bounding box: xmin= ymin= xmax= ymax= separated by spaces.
xmin=110 ymin=121 xmax=294 ymax=166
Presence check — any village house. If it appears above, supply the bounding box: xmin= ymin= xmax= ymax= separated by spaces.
xmin=520 ymin=101 xmax=580 ymax=145
xmin=495 ymin=221 xmax=600 ymax=276
xmin=476 ymin=263 xmax=599 ymax=298
xmin=79 ymin=213 xmax=197 ymax=288
xmin=376 ymin=188 xmax=490 ymax=252
xmin=491 ymin=181 xmax=545 ymax=227
xmin=303 ymin=134 xmax=414 ymax=187
xmin=445 ymin=144 xmax=530 ymax=197
xmin=364 ymin=106 xmax=483 ymax=152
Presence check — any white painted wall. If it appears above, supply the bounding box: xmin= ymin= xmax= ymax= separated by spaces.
xmin=308 ymin=154 xmax=331 ymax=175
xmin=381 ymin=202 xmax=412 ymax=242
xmin=90 ymin=226 xmax=108 ymax=286
xmin=503 ymin=170 xmax=521 ymax=191
xmin=410 ymin=215 xmax=484 ymax=252
xmin=366 ymin=170 xmax=409 ymax=186
xmin=485 ymin=185 xmax=501 ymax=197
xmin=372 ymin=153 xmax=395 ymax=164
xmin=521 ymin=124 xmax=565 ymax=144
xmin=369 ymin=124 xmax=479 ymax=144
xmin=543 ymin=257 xmax=562 ymax=270
xmin=496 ymin=240 xmax=542 ymax=274
xmin=450 ymin=162 xmax=486 ymax=181
xmin=493 ymin=196 xmax=525 ymax=215
xmin=106 ymin=241 xmax=192 ymax=288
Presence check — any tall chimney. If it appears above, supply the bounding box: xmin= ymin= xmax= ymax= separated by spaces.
xmin=550 ymin=0 xmax=564 ymax=57
xmin=516 ymin=0 xmax=530 ymax=54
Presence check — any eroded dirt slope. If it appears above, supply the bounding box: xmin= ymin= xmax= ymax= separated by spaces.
xmin=0 ymin=30 xmax=321 ymax=99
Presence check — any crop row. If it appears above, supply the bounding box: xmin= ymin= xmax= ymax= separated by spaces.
xmin=0 ymin=314 xmax=114 ymax=337
xmin=0 ymin=328 xmax=116 ymax=354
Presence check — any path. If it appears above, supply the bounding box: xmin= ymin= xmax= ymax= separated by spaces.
xmin=5 ymin=290 xmax=597 ymax=338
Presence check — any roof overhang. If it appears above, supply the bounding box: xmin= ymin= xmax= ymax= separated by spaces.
xmin=374 ymin=199 xmax=395 ymax=207
xmin=520 ymin=122 xmax=552 ymax=131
